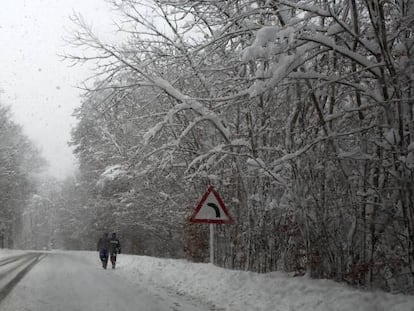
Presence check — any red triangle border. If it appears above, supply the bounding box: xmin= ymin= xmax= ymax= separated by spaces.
xmin=189 ymin=186 xmax=234 ymax=224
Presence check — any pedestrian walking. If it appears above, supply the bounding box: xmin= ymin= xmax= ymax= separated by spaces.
xmin=97 ymin=232 xmax=110 ymax=269
xmin=109 ymin=232 xmax=121 ymax=269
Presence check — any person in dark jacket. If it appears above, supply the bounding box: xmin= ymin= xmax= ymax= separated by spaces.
xmin=97 ymin=232 xmax=110 ymax=269
xmin=109 ymin=232 xmax=121 ymax=269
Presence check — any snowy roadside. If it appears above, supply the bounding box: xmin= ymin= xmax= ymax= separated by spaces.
xmin=110 ymin=253 xmax=414 ymax=311
xmin=1 ymin=249 xmax=413 ymax=311
xmin=0 ymin=249 xmax=27 ymax=260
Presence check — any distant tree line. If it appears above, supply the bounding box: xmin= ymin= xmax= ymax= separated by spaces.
xmin=0 ymin=101 xmax=45 ymax=248
xmin=62 ymin=0 xmax=413 ymax=293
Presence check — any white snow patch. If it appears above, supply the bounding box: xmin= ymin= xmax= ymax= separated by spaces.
xmin=385 ymin=128 xmax=401 ymax=145
xmin=116 ymin=254 xmax=414 ymax=311
xmin=0 ymin=249 xmax=27 ymax=260
xmin=406 ymin=150 xmax=414 ymax=169
xmin=99 ymin=165 xmax=128 ymax=181
xmin=247 ymin=157 xmax=266 ymax=168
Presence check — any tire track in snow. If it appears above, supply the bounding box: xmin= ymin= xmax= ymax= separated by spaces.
xmin=0 ymin=253 xmax=45 ymax=302
xmin=0 ymin=254 xmax=31 ymax=267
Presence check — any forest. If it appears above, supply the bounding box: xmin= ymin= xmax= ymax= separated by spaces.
xmin=0 ymin=104 xmax=45 ymax=249
xmin=1 ymin=0 xmax=413 ymax=293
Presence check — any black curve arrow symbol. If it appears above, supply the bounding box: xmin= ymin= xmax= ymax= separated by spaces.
xmin=207 ymin=203 xmax=221 ymax=218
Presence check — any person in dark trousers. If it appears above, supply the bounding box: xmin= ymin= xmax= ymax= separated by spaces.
xmin=97 ymin=232 xmax=109 ymax=269
xmin=109 ymin=232 xmax=121 ymax=269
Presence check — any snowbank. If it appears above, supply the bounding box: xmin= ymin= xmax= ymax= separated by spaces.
xmin=115 ymin=254 xmax=414 ymax=311
xmin=0 ymin=249 xmax=27 ymax=260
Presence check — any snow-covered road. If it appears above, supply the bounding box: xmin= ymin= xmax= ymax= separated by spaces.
xmin=0 ymin=249 xmax=413 ymax=311
xmin=0 ymin=251 xmax=212 ymax=311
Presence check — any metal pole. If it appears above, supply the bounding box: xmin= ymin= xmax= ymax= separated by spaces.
xmin=210 ymin=223 xmax=214 ymax=264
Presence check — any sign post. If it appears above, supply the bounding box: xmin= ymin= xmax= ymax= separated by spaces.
xmin=210 ymin=223 xmax=214 ymax=264
xmin=189 ymin=186 xmax=234 ymax=264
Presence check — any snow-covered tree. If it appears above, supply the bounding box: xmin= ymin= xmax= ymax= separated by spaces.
xmin=66 ymin=0 xmax=414 ymax=291
xmin=0 ymin=102 xmax=46 ymax=248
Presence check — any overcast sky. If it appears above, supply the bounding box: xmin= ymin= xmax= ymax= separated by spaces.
xmin=0 ymin=0 xmax=117 ymax=179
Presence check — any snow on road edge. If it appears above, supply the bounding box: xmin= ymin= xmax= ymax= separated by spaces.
xmin=0 ymin=249 xmax=27 ymax=260
xmin=115 ymin=253 xmax=414 ymax=311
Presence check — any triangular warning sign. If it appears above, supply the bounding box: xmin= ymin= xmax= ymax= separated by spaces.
xmin=189 ymin=186 xmax=234 ymax=224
